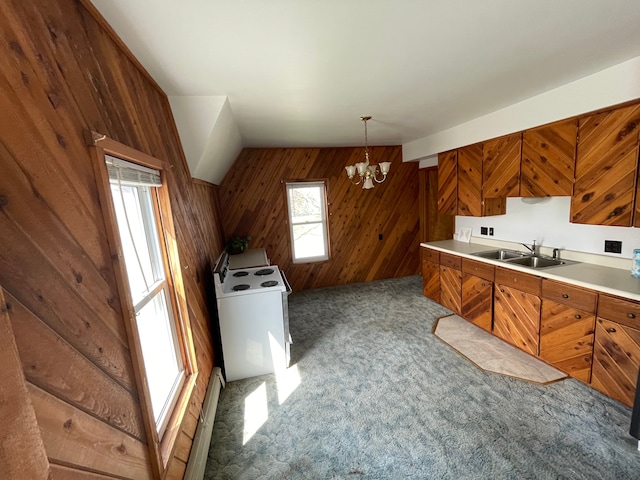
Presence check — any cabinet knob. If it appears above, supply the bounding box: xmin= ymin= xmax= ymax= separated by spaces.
xmin=606 ymin=327 xmax=617 ymax=333
xmin=628 ymin=313 xmax=636 ymax=319
xmin=562 ymin=293 xmax=569 ymax=299
xmin=575 ymin=314 xmax=581 ymax=319
xmin=500 ymin=289 xmax=505 ymax=293
xmin=481 ymin=282 xmax=486 ymax=287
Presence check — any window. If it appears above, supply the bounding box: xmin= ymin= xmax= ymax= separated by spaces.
xmin=88 ymin=131 xmax=197 ymax=474
xmin=107 ymin=156 xmax=185 ymax=437
xmin=286 ymin=181 xmax=329 ymax=263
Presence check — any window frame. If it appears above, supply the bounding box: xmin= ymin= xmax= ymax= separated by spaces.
xmin=87 ymin=131 xmax=197 ymax=477
xmin=284 ymin=180 xmax=331 ymax=264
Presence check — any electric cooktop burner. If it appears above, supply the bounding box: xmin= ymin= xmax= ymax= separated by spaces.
xmin=260 ymin=280 xmax=278 ymax=288
xmin=232 ymin=284 xmax=251 ymax=291
xmin=255 ymin=268 xmax=275 ymax=276
xmin=233 ymin=271 xmax=249 ymax=277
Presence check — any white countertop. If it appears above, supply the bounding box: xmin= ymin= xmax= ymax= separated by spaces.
xmin=421 ymin=240 xmax=640 ymax=302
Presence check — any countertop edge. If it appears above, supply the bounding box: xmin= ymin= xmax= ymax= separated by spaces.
xmin=421 ymin=241 xmax=640 ymax=303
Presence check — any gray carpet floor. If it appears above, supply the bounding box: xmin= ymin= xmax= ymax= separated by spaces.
xmin=205 ymin=275 xmax=640 ymax=479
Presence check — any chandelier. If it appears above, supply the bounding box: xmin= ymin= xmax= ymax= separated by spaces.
xmin=344 ymin=116 xmax=391 ymax=189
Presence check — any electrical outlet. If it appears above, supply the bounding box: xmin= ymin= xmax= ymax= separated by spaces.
xmin=489 ymin=227 xmax=494 ymax=236
xmin=480 ymin=227 xmax=488 ymax=235
xmin=604 ymin=240 xmax=622 ymax=254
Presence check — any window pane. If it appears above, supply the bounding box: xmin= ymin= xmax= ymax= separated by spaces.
xmin=288 ymin=186 xmax=322 ymax=224
xmin=110 ymin=183 xmax=165 ymax=305
xmin=292 ymin=223 xmax=326 ymax=259
xmin=286 ymin=182 xmax=329 ymax=263
xmin=136 ymin=288 xmax=184 ymax=423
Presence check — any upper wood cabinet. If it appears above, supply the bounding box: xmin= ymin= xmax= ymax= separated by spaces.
xmin=521 ymin=119 xmax=577 ymax=197
xmin=483 ymin=133 xmax=521 ymax=198
xmin=571 ymin=103 xmax=640 ymax=226
xmin=437 ymin=150 xmax=457 ymax=215
xmin=438 ymin=146 xmax=505 ymax=217
xmin=457 ymin=143 xmax=505 ymax=216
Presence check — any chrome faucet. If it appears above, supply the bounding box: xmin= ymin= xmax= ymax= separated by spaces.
xmin=521 ymin=240 xmax=537 ymax=256
xmin=552 ymin=248 xmax=560 ymax=260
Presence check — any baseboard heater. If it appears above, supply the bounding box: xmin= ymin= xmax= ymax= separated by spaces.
xmin=184 ymin=367 xmax=225 ymax=479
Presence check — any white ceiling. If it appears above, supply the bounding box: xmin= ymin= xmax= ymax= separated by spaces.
xmin=92 ymin=0 xmax=640 ymax=165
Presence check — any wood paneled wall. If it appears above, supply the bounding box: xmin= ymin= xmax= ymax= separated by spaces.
xmin=0 ymin=1 xmax=223 ymax=478
xmin=219 ymin=147 xmax=420 ymax=291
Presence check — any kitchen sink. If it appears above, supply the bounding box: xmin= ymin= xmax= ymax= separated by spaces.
xmin=471 ymin=249 xmax=577 ymax=269
xmin=504 ymin=256 xmax=570 ymax=269
xmin=472 ymin=249 xmax=528 ymax=260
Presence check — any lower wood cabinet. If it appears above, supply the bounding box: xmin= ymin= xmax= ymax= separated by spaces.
xmin=420 ymin=247 xmax=640 ymax=408
xmin=590 ymin=294 xmax=640 ymax=407
xmin=461 ymin=258 xmax=495 ymax=332
xmin=439 ymin=253 xmax=462 ymax=315
xmin=493 ymin=267 xmax=541 ymax=356
xmin=421 ymin=248 xmax=440 ymax=303
xmin=539 ymin=279 xmax=597 ymax=383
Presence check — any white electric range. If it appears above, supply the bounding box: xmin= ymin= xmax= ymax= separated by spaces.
xmin=213 ymin=253 xmax=292 ymax=381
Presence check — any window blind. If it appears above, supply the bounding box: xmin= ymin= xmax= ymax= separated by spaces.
xmin=106 ymin=154 xmax=162 ymax=187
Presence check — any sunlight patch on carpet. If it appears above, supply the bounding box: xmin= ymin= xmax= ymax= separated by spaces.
xmin=243 ymin=382 xmax=268 ymax=445
xmin=434 ymin=314 xmax=567 ymax=385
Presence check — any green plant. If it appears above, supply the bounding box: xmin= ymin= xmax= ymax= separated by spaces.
xmin=226 ymin=236 xmax=251 ymax=254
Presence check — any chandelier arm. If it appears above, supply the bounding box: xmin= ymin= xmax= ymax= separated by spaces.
xmin=373 ymin=171 xmax=388 ymax=183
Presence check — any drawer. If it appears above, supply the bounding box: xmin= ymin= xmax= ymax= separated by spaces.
xmin=495 ymin=266 xmax=541 ymax=296
xmin=541 ymin=279 xmax=597 ymax=313
xmin=462 ymin=258 xmax=495 ymax=282
xmin=597 ymin=294 xmax=640 ymax=329
xmin=421 ymin=247 xmax=440 ymax=264
xmin=440 ymin=252 xmax=461 ymax=270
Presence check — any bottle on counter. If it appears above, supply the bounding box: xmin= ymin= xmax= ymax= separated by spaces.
xmin=632 ymin=249 xmax=640 ymax=278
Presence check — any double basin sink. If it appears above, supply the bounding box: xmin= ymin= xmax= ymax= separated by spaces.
xmin=471 ymin=249 xmax=576 ymax=270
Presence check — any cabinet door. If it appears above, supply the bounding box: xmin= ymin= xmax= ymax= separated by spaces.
xmin=539 ymin=300 xmax=595 ymax=383
xmin=494 ymin=283 xmax=541 ymax=356
xmin=571 ymin=103 xmax=640 ymax=226
xmin=437 ymin=150 xmax=457 ymax=215
xmin=483 ymin=133 xmax=521 ymax=198
xmin=457 ymin=144 xmax=483 ymax=216
xmin=461 ymin=273 xmax=492 ymax=332
xmin=521 ymin=118 xmax=577 ymax=197
xmin=591 ymin=318 xmax=640 ymax=407
xmin=421 ymin=249 xmax=440 ymax=303
xmin=440 ymin=265 xmax=461 ymax=315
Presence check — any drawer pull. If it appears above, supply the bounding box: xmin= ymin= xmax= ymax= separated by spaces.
xmin=628 ymin=313 xmax=636 ymax=319
xmin=606 ymin=327 xmax=617 ymax=333
xmin=574 ymin=314 xmax=581 ymax=319
xmin=562 ymin=293 xmax=569 ymax=299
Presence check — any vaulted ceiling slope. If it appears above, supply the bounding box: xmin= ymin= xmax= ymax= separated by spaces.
xmin=92 ymin=0 xmax=640 ymax=184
